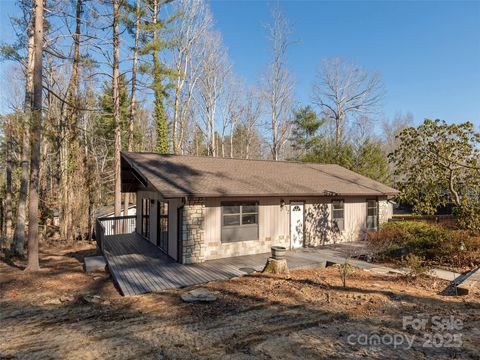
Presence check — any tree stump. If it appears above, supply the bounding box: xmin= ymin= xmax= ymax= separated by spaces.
xmin=262 ymin=257 xmax=289 ymax=275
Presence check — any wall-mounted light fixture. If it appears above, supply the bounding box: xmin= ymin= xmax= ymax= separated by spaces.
xmin=280 ymin=199 xmax=286 ymax=208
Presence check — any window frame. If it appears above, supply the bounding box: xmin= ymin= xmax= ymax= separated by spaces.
xmin=366 ymin=199 xmax=378 ymax=230
xmin=221 ymin=201 xmax=259 ymax=243
xmin=157 ymin=201 xmax=169 ymax=252
xmin=141 ymin=197 xmax=150 ymax=239
xmin=331 ymin=199 xmax=345 ymax=232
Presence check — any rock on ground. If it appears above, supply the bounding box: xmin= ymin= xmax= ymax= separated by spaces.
xmin=181 ymin=288 xmax=217 ymax=302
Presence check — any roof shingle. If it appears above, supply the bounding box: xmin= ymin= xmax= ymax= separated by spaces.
xmin=122 ymin=152 xmax=399 ymax=198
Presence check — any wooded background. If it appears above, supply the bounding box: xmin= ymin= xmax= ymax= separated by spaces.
xmin=0 ymin=0 xmax=442 ymax=268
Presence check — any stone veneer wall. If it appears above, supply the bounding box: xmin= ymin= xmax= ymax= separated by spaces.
xmin=379 ymin=199 xmax=392 ymax=225
xmin=203 ymin=235 xmax=290 ymax=261
xmin=182 ymin=198 xmax=206 ymax=264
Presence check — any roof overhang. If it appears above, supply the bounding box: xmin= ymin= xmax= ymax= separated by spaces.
xmin=121 ymin=154 xmax=149 ymax=192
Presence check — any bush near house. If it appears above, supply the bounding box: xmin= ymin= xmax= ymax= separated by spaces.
xmin=370 ymin=221 xmax=480 ymax=270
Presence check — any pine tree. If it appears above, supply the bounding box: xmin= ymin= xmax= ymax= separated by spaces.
xmin=139 ymin=0 xmax=174 ymax=154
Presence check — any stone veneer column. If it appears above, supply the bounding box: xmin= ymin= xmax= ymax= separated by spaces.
xmin=378 ymin=200 xmax=391 ymax=225
xmin=182 ymin=198 xmax=205 ymax=264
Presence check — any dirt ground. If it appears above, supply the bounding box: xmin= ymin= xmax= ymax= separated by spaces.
xmin=1 ymin=243 xmax=479 ymax=360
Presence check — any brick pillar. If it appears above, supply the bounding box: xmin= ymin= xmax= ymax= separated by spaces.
xmin=182 ymin=198 xmax=205 ymax=264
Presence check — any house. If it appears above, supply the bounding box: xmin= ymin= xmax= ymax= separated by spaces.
xmin=120 ymin=152 xmax=398 ymax=264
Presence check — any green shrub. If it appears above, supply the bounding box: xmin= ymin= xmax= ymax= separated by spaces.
xmin=371 ymin=221 xmax=480 ymax=269
xmin=455 ymin=204 xmax=480 ymax=234
xmin=402 ymin=254 xmax=431 ymax=278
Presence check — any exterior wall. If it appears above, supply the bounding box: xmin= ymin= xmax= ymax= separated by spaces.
xmin=182 ymin=198 xmax=205 ymax=264
xmin=201 ymin=196 xmax=392 ymax=261
xmin=379 ymin=199 xmax=393 ymax=224
xmin=134 ymin=192 xmax=394 ymax=264
xmin=203 ymin=197 xmax=290 ymax=261
xmin=136 ymin=190 xmax=182 ymax=261
xmin=168 ymin=198 xmax=182 ymax=261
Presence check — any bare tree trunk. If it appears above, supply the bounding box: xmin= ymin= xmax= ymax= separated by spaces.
xmin=83 ymin=118 xmax=94 ymax=240
xmin=4 ymin=115 xmax=13 ymax=245
xmin=264 ymin=7 xmax=293 ymax=161
xmin=229 ymin=124 xmax=234 ymax=158
xmin=113 ymin=0 xmax=122 ymax=220
xmin=210 ymin=112 xmax=216 ymax=157
xmin=271 ymin=106 xmax=278 ymax=161
xmin=26 ymin=0 xmax=44 ymax=271
xmin=123 ymin=0 xmax=140 ymax=220
xmin=12 ymin=18 xmax=35 ymax=254
xmin=62 ymin=0 xmax=83 ymax=242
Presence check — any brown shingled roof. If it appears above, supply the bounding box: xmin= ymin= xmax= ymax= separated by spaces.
xmin=121 ymin=152 xmax=399 ymax=198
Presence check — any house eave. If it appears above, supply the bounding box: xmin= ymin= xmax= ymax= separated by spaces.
xmin=159 ymin=191 xmax=399 ymax=199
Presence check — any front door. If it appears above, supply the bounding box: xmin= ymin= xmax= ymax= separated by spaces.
xmin=290 ymin=202 xmax=304 ymax=248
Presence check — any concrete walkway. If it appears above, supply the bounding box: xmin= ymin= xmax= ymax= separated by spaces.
xmin=297 ymin=242 xmax=480 ymax=289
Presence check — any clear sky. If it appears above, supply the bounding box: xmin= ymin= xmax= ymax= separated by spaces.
xmin=0 ymin=0 xmax=479 ymax=128
xmin=208 ymin=0 xmax=480 ymax=127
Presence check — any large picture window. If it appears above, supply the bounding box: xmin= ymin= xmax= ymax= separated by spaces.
xmin=142 ymin=198 xmax=150 ymax=238
xmin=366 ymin=199 xmax=378 ymax=230
xmin=221 ymin=202 xmax=258 ymax=243
xmin=332 ymin=200 xmax=345 ymax=231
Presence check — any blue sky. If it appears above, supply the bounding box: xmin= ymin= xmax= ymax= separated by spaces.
xmin=208 ymin=0 xmax=480 ymax=127
xmin=0 ymin=0 xmax=479 ymax=128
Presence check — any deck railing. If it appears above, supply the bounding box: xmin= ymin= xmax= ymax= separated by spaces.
xmin=95 ymin=215 xmax=136 ymax=252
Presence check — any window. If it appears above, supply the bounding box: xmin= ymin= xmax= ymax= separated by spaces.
xmin=332 ymin=200 xmax=344 ymax=231
xmin=158 ymin=201 xmax=168 ymax=252
xmin=367 ymin=199 xmax=378 ymax=230
xmin=221 ymin=202 xmax=259 ymax=243
xmin=142 ymin=198 xmax=150 ymax=238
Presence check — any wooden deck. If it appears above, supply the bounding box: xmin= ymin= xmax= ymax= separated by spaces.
xmin=103 ymin=233 xmax=342 ymax=296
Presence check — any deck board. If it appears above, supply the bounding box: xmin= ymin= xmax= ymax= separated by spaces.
xmin=102 ymin=233 xmax=338 ymax=296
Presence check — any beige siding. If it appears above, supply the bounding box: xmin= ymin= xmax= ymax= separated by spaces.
xmin=203 ymin=196 xmax=390 ymax=260
xmin=343 ymin=197 xmax=368 ymax=242
xmin=168 ymin=198 xmax=182 ymax=260
xmin=204 ymin=197 xmax=290 ymax=260
xmin=135 ymin=192 xmax=392 ymax=262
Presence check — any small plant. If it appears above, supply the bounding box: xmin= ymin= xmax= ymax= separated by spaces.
xmin=402 ymin=254 xmax=430 ymax=278
xmin=338 ymin=259 xmax=355 ymax=287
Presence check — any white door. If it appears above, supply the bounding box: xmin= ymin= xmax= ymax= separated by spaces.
xmin=290 ymin=202 xmax=304 ymax=249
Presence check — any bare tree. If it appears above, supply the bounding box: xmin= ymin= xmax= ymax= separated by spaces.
xmin=26 ymin=0 xmax=44 ymax=271
xmin=262 ymin=6 xmax=294 ymax=161
xmin=312 ymin=57 xmax=384 ymax=146
xmin=382 ymin=112 xmax=414 ymax=155
xmin=241 ymin=87 xmax=263 ymax=159
xmin=11 ymin=4 xmax=35 ymax=254
xmin=220 ymin=75 xmax=243 ymax=158
xmin=59 ymin=0 xmax=84 ymax=242
xmin=195 ymin=30 xmax=230 ymax=157
xmin=381 ymin=112 xmax=414 ymax=185
xmin=124 ymin=0 xmax=140 ymax=218
xmin=3 ymin=114 xmax=14 ymax=245
xmin=112 ymin=0 xmax=122 ymax=219
xmin=171 ymin=0 xmax=212 ymax=154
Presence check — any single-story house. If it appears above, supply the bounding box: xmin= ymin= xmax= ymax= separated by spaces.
xmin=121 ymin=152 xmax=398 ymax=264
